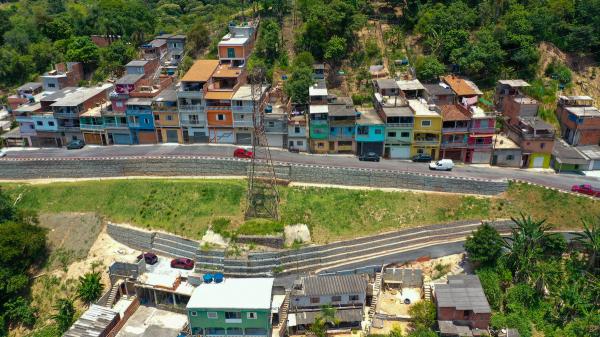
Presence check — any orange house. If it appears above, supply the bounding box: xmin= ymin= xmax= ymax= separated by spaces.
xmin=205 ymin=91 xmax=234 ymax=128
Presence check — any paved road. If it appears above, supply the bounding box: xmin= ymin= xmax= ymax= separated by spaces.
xmin=2 ymin=144 xmax=598 ymax=190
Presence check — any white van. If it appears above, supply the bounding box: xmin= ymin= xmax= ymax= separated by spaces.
xmin=429 ymin=159 xmax=454 ymax=171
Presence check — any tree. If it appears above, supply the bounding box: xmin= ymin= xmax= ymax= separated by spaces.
xmin=293 ymin=51 xmax=315 ymax=69
xmin=415 ymin=55 xmax=445 ymax=82
xmin=3 ymin=296 xmax=37 ymax=327
xmin=309 ymin=305 xmax=339 ymax=337
xmin=574 ymin=218 xmax=599 ymax=272
xmin=406 ymin=328 xmax=437 ymax=337
xmin=324 ymin=36 xmax=346 ymax=67
xmin=52 ymin=298 xmax=75 ymax=333
xmin=407 ymin=300 xmax=436 ymax=331
xmin=77 ymin=271 xmax=104 ymax=305
xmin=0 ymin=188 xmax=14 ymax=222
xmin=284 ymin=65 xmax=313 ymax=105
xmin=465 ymin=222 xmax=503 ymax=268
xmin=255 ymin=19 xmax=281 ymax=64
xmin=186 ymin=21 xmax=210 ymax=57
xmin=65 ymin=36 xmax=100 ymax=65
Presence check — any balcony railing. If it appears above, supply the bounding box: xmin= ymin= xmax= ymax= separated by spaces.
xmin=54 ymin=112 xmax=78 ymax=118
xmin=387 ymin=123 xmax=413 ymax=128
xmin=471 ymin=143 xmax=493 ymax=149
xmin=59 ymin=126 xmax=81 ymax=132
xmin=385 ymin=139 xmax=411 ymax=145
xmin=232 ymin=106 xmax=254 ymax=113
xmin=206 ymin=105 xmax=231 ymax=111
xmin=441 ymin=142 xmax=467 ymax=149
xmin=178 ymin=104 xmax=204 ymax=112
xmin=233 ymin=120 xmax=254 ymax=128
xmin=329 ymin=134 xmax=354 ymax=141
xmin=265 ymin=126 xmax=287 ymax=133
xmin=180 ymin=119 xmax=203 ymax=126
xmin=79 ymin=123 xmax=105 ymax=130
xmin=442 ymin=127 xmax=469 ymax=133
xmin=413 ymin=139 xmax=439 ymax=145
xmin=177 ymin=90 xmax=203 ymax=99
xmin=470 ymin=127 xmax=496 ymax=134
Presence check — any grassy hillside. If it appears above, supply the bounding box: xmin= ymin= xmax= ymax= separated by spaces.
xmin=1 ymin=179 xmax=597 ymax=243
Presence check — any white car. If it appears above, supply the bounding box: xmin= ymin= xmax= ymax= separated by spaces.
xmin=0 ymin=150 xmax=6 ymax=158
xmin=429 ymin=159 xmax=454 ymax=171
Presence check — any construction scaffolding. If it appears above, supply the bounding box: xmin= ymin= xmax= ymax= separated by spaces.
xmin=245 ymin=67 xmax=280 ymax=220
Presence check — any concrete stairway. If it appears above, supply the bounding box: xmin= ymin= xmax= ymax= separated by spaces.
xmin=277 ymin=291 xmax=291 ymax=328
xmin=424 ymin=283 xmax=432 ymax=302
xmin=104 ymin=280 xmax=123 ymax=308
xmin=368 ymin=272 xmax=383 ymax=319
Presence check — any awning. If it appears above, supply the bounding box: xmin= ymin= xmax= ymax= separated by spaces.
xmin=290 ymin=308 xmax=363 ymax=326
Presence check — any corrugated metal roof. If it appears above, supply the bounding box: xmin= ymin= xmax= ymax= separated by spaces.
xmin=435 ymin=275 xmax=491 ymax=314
xmin=63 ymin=304 xmax=119 ymax=337
xmin=299 ymin=274 xmax=367 ymax=296
xmin=383 ymin=268 xmax=423 ymax=287
xmin=291 ymin=308 xmax=363 ymax=325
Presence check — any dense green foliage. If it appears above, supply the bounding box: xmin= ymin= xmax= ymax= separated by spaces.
xmin=403 ymin=0 xmax=600 ymax=84
xmin=77 ymin=271 xmax=104 ymax=305
xmin=472 ymin=218 xmax=599 ymax=337
xmin=465 ymin=222 xmax=504 ymax=267
xmin=51 ymin=298 xmax=75 ymax=333
xmin=0 ymin=189 xmax=47 ymax=335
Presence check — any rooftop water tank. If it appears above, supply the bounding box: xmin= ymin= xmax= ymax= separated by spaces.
xmin=214 ymin=273 xmax=224 ymax=283
xmin=265 ymin=105 xmax=273 ymax=113
xmin=203 ymin=273 xmax=213 ymax=283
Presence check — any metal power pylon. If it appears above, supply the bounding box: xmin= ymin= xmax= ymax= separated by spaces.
xmin=245 ymin=68 xmax=280 ymax=220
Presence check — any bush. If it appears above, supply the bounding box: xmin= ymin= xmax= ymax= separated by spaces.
xmin=545 ymin=61 xmax=572 ymax=85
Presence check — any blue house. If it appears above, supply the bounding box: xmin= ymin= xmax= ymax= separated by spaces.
xmin=355 ymin=108 xmax=385 ymax=156
xmin=126 ymin=98 xmax=157 ymax=144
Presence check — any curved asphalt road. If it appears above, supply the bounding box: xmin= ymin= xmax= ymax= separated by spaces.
xmin=2 ymin=144 xmax=599 ymax=191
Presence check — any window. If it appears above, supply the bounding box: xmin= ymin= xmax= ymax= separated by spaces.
xmin=349 ymin=295 xmax=359 ymax=301
xmin=143 ymin=118 xmax=149 ymax=124
xmin=357 ymin=126 xmax=368 ymax=135
xmin=48 ymin=121 xmax=55 ymax=126
xmin=167 ymin=115 xmax=173 ymax=121
xmin=540 ymin=142 xmax=545 ymax=149
xmin=417 ymin=148 xmax=424 ymax=154
xmin=207 ymin=312 xmax=218 ymax=319
xmin=421 ymin=120 xmax=431 ymax=127
xmin=29 ymin=124 xmax=34 ymax=129
xmin=297 ymin=140 xmax=303 ymax=146
xmin=332 ymin=296 xmax=342 ymax=302
xmin=268 ymin=121 xmax=275 ymax=127
xmin=295 ymin=126 xmax=300 ymax=133
xmin=227 ymin=48 xmax=235 ymax=58
xmin=154 ymin=115 xmax=160 ymax=121
xmin=36 ymin=121 xmax=43 ymax=126
xmin=506 ymin=155 xmax=514 ymax=160
xmin=225 ymin=312 xmax=241 ymax=319
xmin=318 ymin=143 xmax=324 ymax=148
xmin=374 ymin=129 xmax=382 ymax=134
xmin=401 ymin=132 xmax=410 ymax=138
xmin=47 ymin=83 xmax=56 ymax=88
xmin=191 ymin=311 xmax=197 ymax=316
xmin=247 ymin=312 xmax=257 ymax=319
xmin=310 ymin=297 xmax=320 ymax=304
xmin=116 ymin=101 xmax=123 ymax=108
xmin=217 ymin=114 xmax=226 ymax=121
xmin=388 ymin=132 xmax=396 ymax=137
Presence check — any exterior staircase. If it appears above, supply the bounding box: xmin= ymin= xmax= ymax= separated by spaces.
xmin=368 ymin=271 xmax=383 ymax=319
xmin=104 ymin=280 xmax=123 ymax=308
xmin=277 ymin=291 xmax=291 ymax=328
xmin=424 ymin=283 xmax=432 ymax=302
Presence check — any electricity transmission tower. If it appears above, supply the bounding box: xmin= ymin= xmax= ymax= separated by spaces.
xmin=245 ymin=68 xmax=280 ymax=220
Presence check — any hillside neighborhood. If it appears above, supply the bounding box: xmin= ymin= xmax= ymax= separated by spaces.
xmin=0 ymin=1 xmax=599 ymax=337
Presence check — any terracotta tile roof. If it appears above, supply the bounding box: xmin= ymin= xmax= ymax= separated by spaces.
xmin=212 ymin=64 xmax=244 ymax=78
xmin=181 ymin=60 xmax=219 ymax=82
xmin=440 ymin=104 xmax=471 ymax=121
xmin=205 ymin=91 xmax=234 ymax=100
xmin=442 ymin=75 xmax=482 ymax=96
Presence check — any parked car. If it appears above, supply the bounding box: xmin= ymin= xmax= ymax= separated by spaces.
xmin=411 ymin=153 xmax=432 ymax=162
xmin=233 ymin=148 xmax=254 ymax=159
xmin=571 ymin=184 xmax=600 ymax=197
xmin=137 ymin=252 xmax=158 ymax=265
xmin=66 ymin=139 xmax=85 ymax=150
xmin=171 ymin=258 xmax=194 ymax=270
xmin=0 ymin=150 xmax=6 ymax=158
xmin=359 ymin=152 xmax=380 ymax=162
xmin=429 ymin=159 xmax=454 ymax=171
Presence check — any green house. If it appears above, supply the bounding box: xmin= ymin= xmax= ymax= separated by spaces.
xmin=187 ymin=278 xmax=274 ymax=337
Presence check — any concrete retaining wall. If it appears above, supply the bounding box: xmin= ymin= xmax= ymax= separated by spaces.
xmin=235 ymin=234 xmax=285 ymax=249
xmin=0 ymin=157 xmax=508 ymax=195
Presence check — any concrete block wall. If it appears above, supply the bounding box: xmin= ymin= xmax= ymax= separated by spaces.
xmin=107 ymin=223 xmax=154 ymax=251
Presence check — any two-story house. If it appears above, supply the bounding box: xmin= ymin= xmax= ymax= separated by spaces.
xmin=373 ymin=79 xmax=414 ymax=159
xmin=288 ymin=274 xmax=367 ymax=333
xmin=355 ymin=108 xmax=385 ymax=157
xmin=397 ymin=79 xmax=426 ymax=99
xmin=231 ymin=84 xmax=268 ymax=145
xmin=440 ymin=104 xmax=471 ymax=162
xmin=409 ymin=99 xmax=442 ymax=159
xmin=327 ymin=96 xmax=356 ymax=153
xmin=423 ymin=83 xmax=456 ymax=106
xmin=41 ymin=62 xmax=84 ymax=92
xmin=288 ymin=115 xmax=307 ymax=151
xmin=556 ymin=95 xmax=600 ymax=146
xmin=436 ymin=275 xmax=491 ymax=336
xmin=153 ymin=89 xmax=182 ymax=143
xmin=218 ymin=20 xmax=258 ymax=68
xmin=140 ymin=38 xmax=168 ymax=61
xmin=8 ymin=82 xmax=43 ymax=111
xmin=126 ymin=98 xmax=156 ymax=144
xmin=125 ymin=59 xmax=159 ymax=79
xmin=178 ymin=60 xmax=219 ymax=143
xmin=264 ymin=99 xmax=289 ymax=149
xmin=505 ymin=116 xmax=555 ymax=168
xmin=442 ymin=75 xmax=482 ymax=107
xmin=494 ymin=80 xmax=539 ymax=125
xmin=187 ymin=278 xmax=274 ymax=337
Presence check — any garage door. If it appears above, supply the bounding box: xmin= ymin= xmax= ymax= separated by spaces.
xmin=210 ymin=129 xmax=235 ymax=143
xmin=592 ymin=160 xmax=600 ymax=170
xmin=84 ymin=133 xmax=102 ymax=145
xmin=532 ymin=155 xmax=545 ymax=168
xmin=138 ymin=131 xmax=157 ymax=144
xmin=112 ymin=133 xmax=131 ymax=145
xmin=443 ymin=150 xmax=463 ymax=161
xmin=236 ymin=133 xmax=252 ymax=145
xmin=166 ymin=130 xmax=179 ymax=143
xmin=266 ymin=134 xmax=283 ymax=148
xmin=471 ymin=151 xmax=491 ymax=164
xmin=389 ymin=147 xmax=410 ymax=159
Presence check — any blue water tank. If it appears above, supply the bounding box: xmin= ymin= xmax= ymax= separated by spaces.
xmin=203 ymin=273 xmax=213 ymax=283
xmin=265 ymin=105 xmax=273 ymax=113
xmin=214 ymin=273 xmax=224 ymax=283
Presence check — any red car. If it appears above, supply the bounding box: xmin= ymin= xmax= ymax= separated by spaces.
xmin=571 ymin=184 xmax=600 ymax=197
xmin=234 ymin=148 xmax=254 ymax=159
xmin=171 ymin=258 xmax=194 ymax=270
xmin=137 ymin=252 xmax=158 ymax=265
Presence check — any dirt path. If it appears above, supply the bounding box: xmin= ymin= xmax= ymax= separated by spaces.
xmin=373 ymin=20 xmax=389 ymax=74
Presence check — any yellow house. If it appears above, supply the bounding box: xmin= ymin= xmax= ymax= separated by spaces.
xmin=408 ymin=99 xmax=442 ymax=159
xmin=152 ymin=89 xmax=183 ymax=143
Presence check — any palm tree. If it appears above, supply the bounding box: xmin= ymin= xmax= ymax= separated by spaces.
xmin=503 ymin=214 xmax=552 ymax=283
xmin=573 ymin=219 xmax=599 ymax=272
xmin=52 ymin=298 xmax=76 ymax=333
xmin=309 ymin=305 xmax=339 ymax=337
xmin=77 ymin=271 xmax=105 ymax=305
